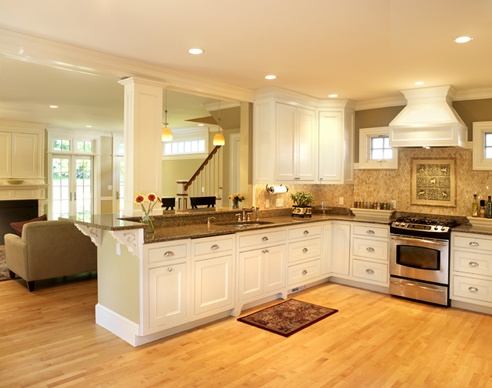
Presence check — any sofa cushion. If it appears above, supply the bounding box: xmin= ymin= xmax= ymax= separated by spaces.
xmin=10 ymin=214 xmax=47 ymax=237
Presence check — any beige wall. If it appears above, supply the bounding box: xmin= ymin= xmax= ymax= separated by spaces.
xmin=162 ymin=158 xmax=203 ymax=198
xmin=100 ymin=136 xmax=113 ymax=201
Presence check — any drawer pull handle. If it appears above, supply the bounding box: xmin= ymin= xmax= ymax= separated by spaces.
xmin=262 ymin=236 xmax=269 ymax=241
xmin=469 ymin=286 xmax=479 ymax=292
xmin=302 ymin=270 xmax=308 ymax=275
xmin=469 ymin=261 xmax=480 ymax=267
xmin=262 ymin=249 xmax=269 ymax=254
xmin=211 ymin=244 xmax=219 ymax=250
xmin=366 ymin=269 xmax=375 ymax=274
xmin=366 ymin=247 xmax=375 ymax=253
xmin=469 ymin=242 xmax=480 ymax=247
xmin=366 ymin=230 xmax=375 ymax=235
xmin=164 ymin=251 xmax=174 ymax=257
xmin=167 ymin=268 xmax=173 ymax=272
xmin=303 ymin=230 xmax=309 ymax=235
xmin=303 ymin=248 xmax=308 ymax=253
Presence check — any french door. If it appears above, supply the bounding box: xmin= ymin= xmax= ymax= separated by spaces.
xmin=50 ymin=155 xmax=93 ymax=221
xmin=114 ymin=155 xmax=124 ymax=213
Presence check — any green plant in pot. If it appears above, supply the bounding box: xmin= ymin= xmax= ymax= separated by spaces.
xmin=291 ymin=191 xmax=314 ymax=218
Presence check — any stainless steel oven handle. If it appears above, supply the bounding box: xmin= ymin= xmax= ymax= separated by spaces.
xmin=391 ymin=236 xmax=447 ymax=246
xmin=390 ymin=279 xmax=446 ymax=293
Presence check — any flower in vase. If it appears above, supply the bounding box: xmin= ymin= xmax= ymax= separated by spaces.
xmin=134 ymin=192 xmax=161 ymax=232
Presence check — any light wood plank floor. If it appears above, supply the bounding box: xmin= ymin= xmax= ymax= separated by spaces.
xmin=1 ymin=276 xmax=492 ymax=388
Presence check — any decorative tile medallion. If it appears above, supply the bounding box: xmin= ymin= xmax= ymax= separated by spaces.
xmin=411 ymin=158 xmax=456 ymax=207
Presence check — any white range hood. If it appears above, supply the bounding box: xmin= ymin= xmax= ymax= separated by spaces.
xmin=389 ymin=85 xmax=468 ymax=148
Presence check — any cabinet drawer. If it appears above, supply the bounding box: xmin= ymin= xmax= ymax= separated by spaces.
xmin=287 ymin=259 xmax=321 ymax=286
xmin=452 ymin=275 xmax=492 ymax=304
xmin=288 ymin=225 xmax=322 ymax=240
xmin=353 ymin=224 xmax=389 ymax=239
xmin=453 ymin=249 xmax=492 ymax=277
xmin=288 ymin=237 xmax=321 ymax=263
xmin=239 ymin=229 xmax=286 ymax=249
xmin=194 ymin=236 xmax=233 ymax=257
xmin=352 ymin=259 xmax=388 ymax=284
xmin=148 ymin=243 xmax=188 ymax=264
xmin=352 ymin=237 xmax=388 ymax=262
xmin=454 ymin=235 xmax=492 ymax=252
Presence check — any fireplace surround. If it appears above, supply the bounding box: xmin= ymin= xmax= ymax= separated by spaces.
xmin=0 ymin=200 xmax=39 ymax=244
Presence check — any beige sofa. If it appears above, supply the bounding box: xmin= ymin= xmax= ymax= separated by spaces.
xmin=5 ymin=220 xmax=97 ymax=292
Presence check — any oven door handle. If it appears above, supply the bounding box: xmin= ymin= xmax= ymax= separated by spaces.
xmin=391 ymin=236 xmax=447 ymax=246
xmin=390 ymin=279 xmax=446 ymax=293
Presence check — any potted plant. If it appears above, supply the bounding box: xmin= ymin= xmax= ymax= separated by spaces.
xmin=290 ymin=191 xmax=314 ymax=217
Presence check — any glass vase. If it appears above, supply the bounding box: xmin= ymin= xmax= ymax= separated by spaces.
xmin=141 ymin=213 xmax=155 ymax=233
xmin=232 ymin=200 xmax=240 ymax=209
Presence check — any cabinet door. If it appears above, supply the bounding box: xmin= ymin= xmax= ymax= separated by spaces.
xmin=297 ymin=107 xmax=316 ymax=181
xmin=319 ymin=111 xmax=342 ymax=183
xmin=321 ymin=223 xmax=333 ymax=276
xmin=148 ymin=262 xmax=188 ymax=328
xmin=238 ymin=249 xmax=263 ymax=301
xmin=331 ymin=222 xmax=351 ymax=276
xmin=263 ymin=245 xmax=286 ymax=293
xmin=12 ymin=132 xmax=38 ymax=178
xmin=194 ymin=255 xmax=234 ymax=316
xmin=0 ymin=132 xmax=11 ymax=177
xmin=275 ymin=103 xmax=297 ymax=181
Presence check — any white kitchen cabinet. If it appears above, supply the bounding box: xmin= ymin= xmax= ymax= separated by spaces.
xmin=148 ymin=261 xmax=188 ymax=330
xmin=275 ymin=103 xmax=316 ymax=182
xmin=321 ymin=223 xmax=333 ymax=276
xmin=331 ymin=221 xmax=351 ymax=276
xmin=0 ymin=132 xmax=11 ymax=176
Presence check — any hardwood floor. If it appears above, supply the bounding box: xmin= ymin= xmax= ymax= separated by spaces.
xmin=1 ymin=277 xmax=492 ymax=388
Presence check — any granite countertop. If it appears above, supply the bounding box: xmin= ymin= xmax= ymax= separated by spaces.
xmin=452 ymin=223 xmax=492 ymax=236
xmin=59 ymin=213 xmax=146 ymax=231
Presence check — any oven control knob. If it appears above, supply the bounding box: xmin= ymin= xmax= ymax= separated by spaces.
xmin=395 ymin=222 xmax=400 ymax=226
xmin=401 ymin=223 xmax=405 ymax=227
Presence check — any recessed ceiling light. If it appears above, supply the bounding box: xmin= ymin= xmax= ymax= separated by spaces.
xmin=414 ymin=81 xmax=425 ymax=86
xmin=86 ymin=125 xmax=92 ymax=128
xmin=49 ymin=105 xmax=58 ymax=108
xmin=455 ymin=36 xmax=472 ymax=43
xmin=328 ymin=94 xmax=338 ymax=98
xmin=265 ymin=75 xmax=276 ymax=80
xmin=189 ymin=48 xmax=204 ymax=54
xmin=198 ymin=124 xmax=204 ymax=126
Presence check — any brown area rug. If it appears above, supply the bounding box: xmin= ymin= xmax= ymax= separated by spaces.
xmin=238 ymin=299 xmax=338 ymax=337
xmin=0 ymin=245 xmax=19 ymax=282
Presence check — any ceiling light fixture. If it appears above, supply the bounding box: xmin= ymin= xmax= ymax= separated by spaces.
xmin=86 ymin=125 xmax=92 ymax=128
xmin=49 ymin=105 xmax=58 ymax=108
xmin=213 ymin=101 xmax=225 ymax=146
xmin=189 ymin=48 xmax=204 ymax=54
xmin=265 ymin=75 xmax=276 ymax=80
xmin=328 ymin=94 xmax=338 ymax=98
xmin=198 ymin=124 xmax=204 ymax=126
xmin=162 ymin=89 xmax=173 ymax=142
xmin=414 ymin=81 xmax=425 ymax=86
xmin=455 ymin=36 xmax=472 ymax=43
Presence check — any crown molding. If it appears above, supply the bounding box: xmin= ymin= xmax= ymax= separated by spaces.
xmin=454 ymin=87 xmax=492 ymax=101
xmin=203 ymin=101 xmax=241 ymax=111
xmin=0 ymin=28 xmax=255 ymax=103
xmin=355 ymin=96 xmax=407 ymax=111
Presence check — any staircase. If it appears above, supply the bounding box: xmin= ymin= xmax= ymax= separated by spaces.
xmin=184 ymin=145 xmax=223 ymax=202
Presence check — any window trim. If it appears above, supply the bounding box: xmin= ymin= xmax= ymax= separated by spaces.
xmin=473 ymin=121 xmax=492 ymax=170
xmin=358 ymin=126 xmax=398 ymax=170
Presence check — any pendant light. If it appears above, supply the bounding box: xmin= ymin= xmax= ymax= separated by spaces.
xmin=162 ymin=90 xmax=173 ymax=142
xmin=213 ymin=100 xmax=225 ymax=146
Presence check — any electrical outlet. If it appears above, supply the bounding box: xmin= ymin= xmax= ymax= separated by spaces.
xmin=339 ymin=197 xmax=344 ymax=205
xmin=276 ymin=198 xmax=283 ymax=207
xmin=265 ymin=199 xmax=270 ymax=208
xmin=201 ymin=187 xmax=205 ymax=193
xmin=116 ymin=242 xmax=121 ymax=256
xmin=108 ymin=185 xmax=112 ymax=190
xmin=391 ymin=200 xmax=397 ymax=209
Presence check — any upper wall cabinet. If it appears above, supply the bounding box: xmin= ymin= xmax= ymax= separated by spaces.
xmin=275 ymin=103 xmax=316 ymax=182
xmin=0 ymin=120 xmax=46 ymax=180
xmin=253 ymin=88 xmax=355 ymax=185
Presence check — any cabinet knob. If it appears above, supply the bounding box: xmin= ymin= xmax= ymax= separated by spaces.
xmin=164 ymin=251 xmax=174 ymax=257
xmin=262 ymin=236 xmax=269 ymax=241
xmin=302 ymin=248 xmax=308 ymax=253
xmin=302 ymin=270 xmax=308 ymax=275
xmin=167 ymin=267 xmax=173 ymax=272
xmin=366 ymin=230 xmax=375 ymax=235
xmin=469 ymin=242 xmax=480 ymax=247
xmin=262 ymin=249 xmax=269 ymax=254
xmin=468 ymin=286 xmax=479 ymax=292
xmin=303 ymin=230 xmax=309 ymax=235
xmin=366 ymin=269 xmax=375 ymax=274
xmin=211 ymin=244 xmax=219 ymax=250
xmin=469 ymin=261 xmax=479 ymax=267
xmin=366 ymin=247 xmax=375 ymax=253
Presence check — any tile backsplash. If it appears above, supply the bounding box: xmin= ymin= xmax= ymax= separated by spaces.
xmin=254 ymin=148 xmax=492 ymax=217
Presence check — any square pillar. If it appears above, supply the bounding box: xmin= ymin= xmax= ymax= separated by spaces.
xmin=119 ymin=77 xmax=166 ymax=216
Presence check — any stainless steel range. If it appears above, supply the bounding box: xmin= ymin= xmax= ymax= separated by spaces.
xmin=389 ymin=217 xmax=460 ymax=306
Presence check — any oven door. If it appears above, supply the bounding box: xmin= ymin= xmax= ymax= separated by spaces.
xmin=390 ymin=234 xmax=449 ymax=284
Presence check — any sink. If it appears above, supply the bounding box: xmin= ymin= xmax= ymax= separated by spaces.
xmin=216 ymin=221 xmax=275 ymax=228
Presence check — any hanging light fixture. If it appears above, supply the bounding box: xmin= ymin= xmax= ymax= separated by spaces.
xmin=213 ymin=100 xmax=225 ymax=146
xmin=162 ymin=90 xmax=173 ymax=142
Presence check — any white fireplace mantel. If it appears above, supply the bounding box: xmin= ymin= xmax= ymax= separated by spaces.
xmin=0 ymin=184 xmax=48 ymax=201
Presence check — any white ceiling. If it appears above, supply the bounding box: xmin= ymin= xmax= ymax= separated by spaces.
xmin=0 ymin=0 xmax=492 ymax=130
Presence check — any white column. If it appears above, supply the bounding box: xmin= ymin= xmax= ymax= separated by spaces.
xmin=119 ymin=77 xmax=166 ymax=216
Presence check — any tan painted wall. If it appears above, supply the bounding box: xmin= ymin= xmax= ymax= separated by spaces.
xmin=101 ymin=199 xmax=113 ymax=214
xmin=162 ymin=158 xmax=203 ymax=198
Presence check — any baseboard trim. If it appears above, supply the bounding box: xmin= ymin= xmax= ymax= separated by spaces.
xmin=329 ymin=276 xmax=390 ymax=294
xmin=451 ymin=300 xmax=492 ymax=315
xmin=95 ymin=303 xmax=140 ymax=347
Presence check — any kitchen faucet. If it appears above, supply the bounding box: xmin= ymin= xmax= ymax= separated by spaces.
xmin=242 ymin=206 xmax=259 ymax=221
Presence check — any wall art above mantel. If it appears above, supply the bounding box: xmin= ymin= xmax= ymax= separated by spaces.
xmin=411 ymin=158 xmax=456 ymax=207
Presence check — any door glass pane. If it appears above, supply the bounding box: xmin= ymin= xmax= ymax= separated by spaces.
xmin=52 ymin=157 xmax=71 ymax=220
xmin=75 ymin=158 xmax=93 ymax=221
